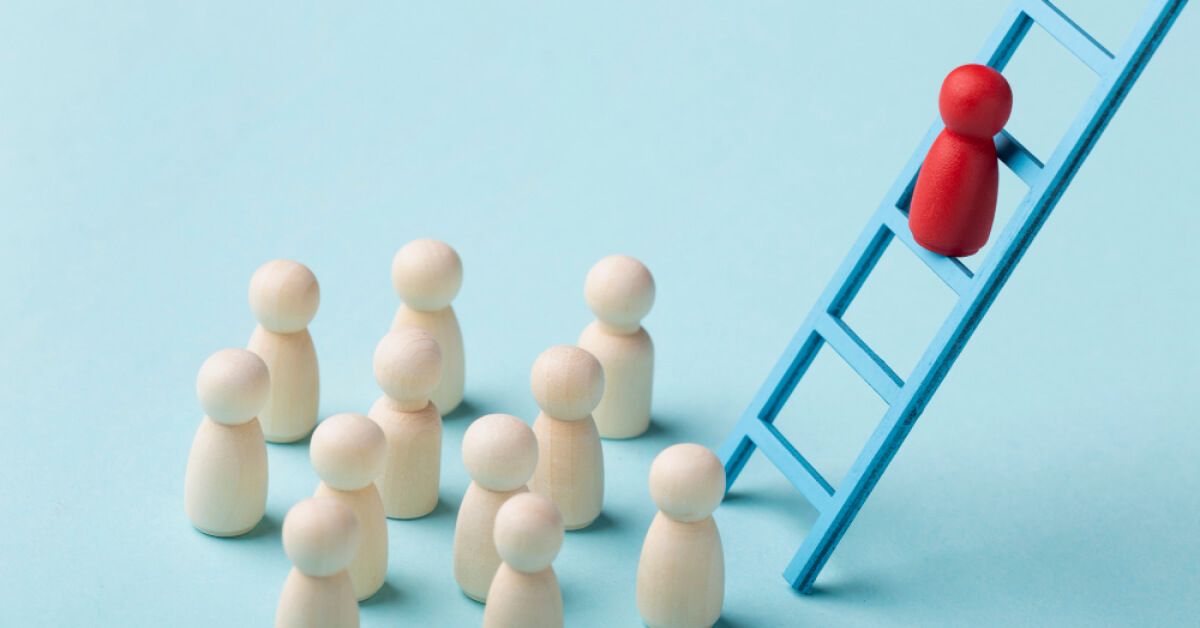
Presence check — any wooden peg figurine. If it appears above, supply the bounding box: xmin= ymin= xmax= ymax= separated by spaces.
xmin=275 ymin=497 xmax=361 ymax=628
xmin=246 ymin=259 xmax=320 ymax=442
xmin=369 ymin=328 xmax=443 ymax=519
xmin=909 ymin=64 xmax=1013 ymax=257
xmin=577 ymin=254 xmax=656 ymax=439
xmin=390 ymin=239 xmax=464 ymax=414
xmin=310 ymin=413 xmax=388 ymax=601
xmin=528 ymin=345 xmax=605 ymax=531
xmin=483 ymin=493 xmax=565 ymax=628
xmin=453 ymin=413 xmax=539 ymax=602
xmin=184 ymin=348 xmax=270 ymax=537
xmin=636 ymin=444 xmax=726 ymax=628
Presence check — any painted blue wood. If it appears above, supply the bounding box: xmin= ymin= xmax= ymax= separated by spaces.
xmin=1024 ymin=0 xmax=1116 ymax=74
xmin=716 ymin=0 xmax=1187 ymax=594
xmin=814 ymin=314 xmax=904 ymax=404
xmin=995 ymin=129 xmax=1044 ymax=186
xmin=747 ymin=418 xmax=835 ymax=510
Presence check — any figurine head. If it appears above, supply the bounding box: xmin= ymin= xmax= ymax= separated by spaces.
xmin=309 ymin=413 xmax=386 ymax=491
xmin=373 ymin=328 xmax=443 ymax=408
xmin=584 ymin=254 xmax=655 ymax=334
xmin=248 ymin=259 xmax=320 ymax=333
xmin=282 ymin=497 xmax=361 ymax=577
xmin=938 ymin=64 xmax=1012 ymax=138
xmin=648 ymin=443 xmax=726 ymax=523
xmin=493 ymin=493 xmax=564 ymax=573
xmin=530 ymin=345 xmax=604 ymax=421
xmin=196 ymin=348 xmax=270 ymax=426
xmin=462 ymin=413 xmax=539 ymax=492
xmin=391 ymin=239 xmax=463 ymax=311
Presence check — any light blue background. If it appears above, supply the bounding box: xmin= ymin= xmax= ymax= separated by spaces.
xmin=1 ymin=1 xmax=1196 ymax=626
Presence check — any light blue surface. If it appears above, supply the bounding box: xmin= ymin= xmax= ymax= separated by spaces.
xmin=0 ymin=1 xmax=1196 ymax=626
xmin=719 ymin=0 xmax=1188 ymax=594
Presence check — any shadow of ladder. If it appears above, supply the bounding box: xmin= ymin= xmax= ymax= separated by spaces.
xmin=716 ymin=0 xmax=1188 ymax=594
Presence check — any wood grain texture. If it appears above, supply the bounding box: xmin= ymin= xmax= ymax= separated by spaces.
xmin=370 ymin=328 xmax=444 ymax=519
xmin=579 ymin=254 xmax=656 ymax=439
xmin=482 ymin=565 xmax=563 ymax=628
xmin=276 ymin=498 xmax=360 ymax=628
xmin=310 ymin=414 xmax=387 ymax=600
xmin=483 ymin=493 xmax=564 ymax=628
xmin=390 ymin=239 xmax=464 ymax=414
xmin=184 ymin=348 xmax=270 ymax=536
xmin=636 ymin=514 xmax=724 ymax=628
xmin=454 ymin=413 xmax=538 ymax=601
xmin=248 ymin=326 xmax=318 ymax=443
xmin=313 ymin=484 xmax=387 ymax=601
xmin=578 ymin=323 xmax=653 ymax=439
xmin=529 ymin=413 xmax=603 ymax=530
xmin=184 ymin=417 xmax=267 ymax=536
xmin=369 ymin=397 xmax=442 ymax=519
xmin=275 ymin=570 xmax=358 ymax=628
xmin=391 ymin=306 xmax=463 ymax=415
xmin=454 ymin=484 xmax=527 ymax=601
xmin=527 ymin=345 xmax=605 ymax=531
xmin=637 ymin=444 xmax=726 ymax=627
xmin=247 ymin=259 xmax=320 ymax=443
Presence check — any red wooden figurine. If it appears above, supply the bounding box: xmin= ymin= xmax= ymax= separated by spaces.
xmin=909 ymin=64 xmax=1012 ymax=257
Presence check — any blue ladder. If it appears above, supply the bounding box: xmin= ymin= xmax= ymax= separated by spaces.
xmin=717 ymin=0 xmax=1187 ymax=593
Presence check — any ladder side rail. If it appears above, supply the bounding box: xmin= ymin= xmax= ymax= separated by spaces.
xmin=783 ymin=0 xmax=1188 ymax=592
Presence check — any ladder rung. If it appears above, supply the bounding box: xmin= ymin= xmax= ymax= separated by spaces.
xmin=1023 ymin=0 xmax=1116 ymax=75
xmin=814 ymin=314 xmax=904 ymax=404
xmin=746 ymin=418 xmax=835 ymax=510
xmin=881 ymin=206 xmax=976 ymax=296
xmin=995 ymin=129 xmax=1044 ymax=186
